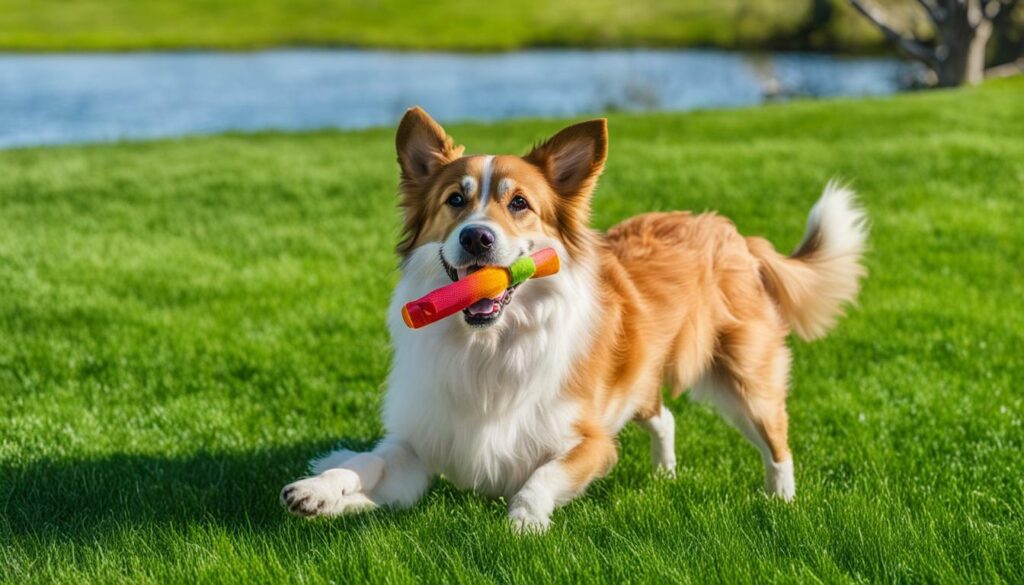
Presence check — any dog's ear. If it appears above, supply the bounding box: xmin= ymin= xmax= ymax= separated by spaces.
xmin=525 ymin=119 xmax=607 ymax=204
xmin=396 ymin=107 xmax=464 ymax=193
xmin=394 ymin=107 xmax=463 ymax=256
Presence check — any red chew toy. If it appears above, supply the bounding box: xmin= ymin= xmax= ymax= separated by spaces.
xmin=402 ymin=248 xmax=559 ymax=329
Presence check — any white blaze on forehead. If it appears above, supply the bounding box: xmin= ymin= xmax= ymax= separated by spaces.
xmin=478 ymin=155 xmax=496 ymax=208
xmin=497 ymin=178 xmax=514 ymax=199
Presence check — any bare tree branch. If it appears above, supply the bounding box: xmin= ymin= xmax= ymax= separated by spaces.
xmin=967 ymin=0 xmax=984 ymax=26
xmin=915 ymin=0 xmax=946 ymax=22
xmin=851 ymin=0 xmax=1010 ymax=86
xmin=979 ymin=0 xmax=994 ymax=19
xmin=850 ymin=0 xmax=938 ymax=65
xmin=981 ymin=0 xmax=1020 ymax=19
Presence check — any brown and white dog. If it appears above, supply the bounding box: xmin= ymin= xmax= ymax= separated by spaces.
xmin=281 ymin=108 xmax=867 ymax=531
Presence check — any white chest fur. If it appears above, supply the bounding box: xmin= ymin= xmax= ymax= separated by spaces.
xmin=382 ymin=243 xmax=596 ymax=497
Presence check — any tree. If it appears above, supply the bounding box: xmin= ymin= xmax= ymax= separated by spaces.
xmin=850 ymin=0 xmax=1019 ymax=87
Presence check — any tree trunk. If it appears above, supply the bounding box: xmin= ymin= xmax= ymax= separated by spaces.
xmin=850 ymin=0 xmax=1011 ymax=88
xmin=965 ymin=18 xmax=994 ymax=84
xmin=934 ymin=3 xmax=995 ymax=86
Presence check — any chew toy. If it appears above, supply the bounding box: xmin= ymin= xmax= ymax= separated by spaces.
xmin=402 ymin=248 xmax=559 ymax=329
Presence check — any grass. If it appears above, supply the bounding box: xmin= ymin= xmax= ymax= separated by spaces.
xmin=1 ymin=79 xmax=1023 ymax=583
xmin=0 ymin=0 xmax=904 ymax=52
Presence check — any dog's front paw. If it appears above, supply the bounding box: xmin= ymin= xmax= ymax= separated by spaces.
xmin=280 ymin=469 xmax=376 ymax=518
xmin=508 ymin=503 xmax=552 ymax=534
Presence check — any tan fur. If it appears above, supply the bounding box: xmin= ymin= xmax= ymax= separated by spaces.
xmin=395 ymin=109 xmax=866 ymax=496
xmin=746 ymin=236 xmax=866 ymax=341
xmin=561 ymin=212 xmax=804 ymax=487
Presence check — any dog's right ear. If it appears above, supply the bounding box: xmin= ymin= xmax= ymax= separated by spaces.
xmin=396 ymin=107 xmax=464 ymax=193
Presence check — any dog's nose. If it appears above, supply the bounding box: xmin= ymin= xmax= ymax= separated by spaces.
xmin=459 ymin=225 xmax=496 ymax=256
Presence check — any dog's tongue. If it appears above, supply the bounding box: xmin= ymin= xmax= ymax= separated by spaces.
xmin=467 ymin=297 xmax=499 ymax=316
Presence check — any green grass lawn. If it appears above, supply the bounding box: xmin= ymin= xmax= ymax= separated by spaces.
xmin=2 ymin=80 xmax=1023 ymax=583
xmin=0 ymin=0 xmax=904 ymax=52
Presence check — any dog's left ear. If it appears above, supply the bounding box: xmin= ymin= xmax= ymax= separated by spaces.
xmin=525 ymin=119 xmax=608 ymax=204
xmin=396 ymin=107 xmax=465 ymax=194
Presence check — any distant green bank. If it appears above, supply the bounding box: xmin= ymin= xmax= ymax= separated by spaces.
xmin=0 ymin=0 xmax=907 ymax=52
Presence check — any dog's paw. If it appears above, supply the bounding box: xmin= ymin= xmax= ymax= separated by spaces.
xmin=653 ymin=462 xmax=677 ymax=479
xmin=280 ymin=469 xmax=376 ymax=518
xmin=508 ymin=504 xmax=551 ymax=534
xmin=764 ymin=459 xmax=796 ymax=502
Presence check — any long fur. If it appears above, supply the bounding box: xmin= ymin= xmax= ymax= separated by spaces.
xmin=746 ymin=181 xmax=869 ymax=340
xmin=383 ymin=239 xmax=598 ymax=497
xmin=280 ymin=110 xmax=869 ymax=529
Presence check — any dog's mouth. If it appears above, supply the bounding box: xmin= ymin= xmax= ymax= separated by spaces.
xmin=440 ymin=252 xmax=518 ymax=327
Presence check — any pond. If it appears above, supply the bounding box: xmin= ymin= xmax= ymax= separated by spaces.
xmin=0 ymin=49 xmax=918 ymax=149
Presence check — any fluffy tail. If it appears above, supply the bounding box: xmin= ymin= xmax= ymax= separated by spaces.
xmin=746 ymin=180 xmax=868 ymax=341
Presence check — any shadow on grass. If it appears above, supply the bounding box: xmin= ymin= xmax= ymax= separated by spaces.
xmin=1 ymin=434 xmax=717 ymax=546
xmin=0 ymin=437 xmax=461 ymax=541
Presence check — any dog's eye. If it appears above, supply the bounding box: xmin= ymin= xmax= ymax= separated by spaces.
xmin=446 ymin=192 xmax=466 ymax=208
xmin=508 ymin=195 xmax=529 ymax=213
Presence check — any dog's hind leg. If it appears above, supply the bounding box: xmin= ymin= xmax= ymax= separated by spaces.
xmin=694 ymin=368 xmax=794 ymax=500
xmin=281 ymin=438 xmax=431 ymax=517
xmin=693 ymin=321 xmax=796 ymax=501
xmin=636 ymin=405 xmax=676 ymax=476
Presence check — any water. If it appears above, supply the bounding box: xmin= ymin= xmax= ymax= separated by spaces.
xmin=0 ymin=49 xmax=916 ymax=149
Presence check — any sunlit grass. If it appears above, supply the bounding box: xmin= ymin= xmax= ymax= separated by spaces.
xmin=1 ymin=79 xmax=1022 ymax=583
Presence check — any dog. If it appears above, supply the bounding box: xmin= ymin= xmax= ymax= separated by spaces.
xmin=281 ymin=107 xmax=867 ymax=531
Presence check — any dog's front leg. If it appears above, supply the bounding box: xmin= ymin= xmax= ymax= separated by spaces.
xmin=281 ymin=438 xmax=431 ymax=518
xmin=508 ymin=429 xmax=617 ymax=533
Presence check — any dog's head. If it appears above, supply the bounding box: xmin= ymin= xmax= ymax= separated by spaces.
xmin=394 ymin=107 xmax=607 ymax=329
